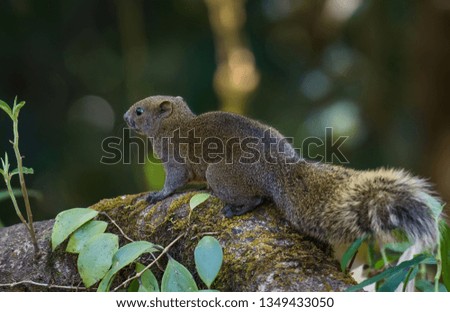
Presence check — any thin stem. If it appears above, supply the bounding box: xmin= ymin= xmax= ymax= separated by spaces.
xmin=101 ymin=212 xmax=164 ymax=271
xmin=380 ymin=244 xmax=389 ymax=268
xmin=367 ymin=239 xmax=376 ymax=268
xmin=435 ymin=238 xmax=442 ymax=292
xmin=0 ymin=280 xmax=90 ymax=291
xmin=419 ymin=263 xmax=427 ymax=280
xmin=402 ymin=266 xmax=415 ymax=292
xmin=2 ymin=173 xmax=29 ymax=230
xmin=12 ymin=117 xmax=38 ymax=252
xmin=149 ymin=250 xmax=165 ymax=272
xmin=100 ymin=212 xmax=134 ymax=242
xmin=348 ymin=249 xmax=359 ymax=272
xmin=112 ymin=233 xmax=185 ymax=292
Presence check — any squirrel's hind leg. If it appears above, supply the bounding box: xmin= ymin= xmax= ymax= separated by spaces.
xmin=206 ymin=163 xmax=265 ymax=218
xmin=222 ymin=198 xmax=264 ymax=218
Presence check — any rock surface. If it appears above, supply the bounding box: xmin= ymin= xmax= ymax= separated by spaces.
xmin=0 ymin=191 xmax=355 ymax=291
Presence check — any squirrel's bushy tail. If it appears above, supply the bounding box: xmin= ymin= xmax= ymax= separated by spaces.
xmin=276 ymin=164 xmax=441 ymax=248
xmin=331 ymin=168 xmax=440 ymax=247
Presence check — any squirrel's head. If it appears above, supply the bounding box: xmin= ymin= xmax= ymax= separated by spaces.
xmin=124 ymin=95 xmax=194 ymax=136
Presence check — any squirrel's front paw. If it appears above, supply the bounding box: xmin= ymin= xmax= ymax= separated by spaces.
xmin=146 ymin=192 xmax=165 ymax=204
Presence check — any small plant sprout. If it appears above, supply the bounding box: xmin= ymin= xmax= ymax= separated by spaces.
xmin=0 ymin=98 xmax=38 ymax=252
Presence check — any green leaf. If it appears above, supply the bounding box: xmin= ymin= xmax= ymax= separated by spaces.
xmin=10 ymin=167 xmax=34 ymax=176
xmin=66 ymin=220 xmax=108 ymax=253
xmin=127 ymin=279 xmax=139 ymax=292
xmin=440 ymin=222 xmax=450 ymax=291
xmin=402 ymin=265 xmax=419 ymax=291
xmin=374 ymin=259 xmax=384 ymax=270
xmin=378 ymin=266 xmax=415 ymax=292
xmin=161 ymin=256 xmax=198 ymax=292
xmin=420 ymin=257 xmax=437 ymax=265
xmin=97 ymin=274 xmax=115 ymax=292
xmin=384 ymin=241 xmax=412 ymax=253
xmin=51 ymin=208 xmax=98 ymax=250
xmin=136 ymin=262 xmax=159 ymax=292
xmin=1 ymin=153 xmax=10 ymax=173
xmin=418 ymin=192 xmax=443 ymax=220
xmin=415 ymin=280 xmax=434 ymax=292
xmin=189 ymin=193 xmax=210 ymax=210
xmin=12 ymin=100 xmax=26 ymax=119
xmin=97 ymin=241 xmax=160 ymax=292
xmin=416 ymin=280 xmax=447 ymax=292
xmin=0 ymin=99 xmax=12 ymax=119
xmin=78 ymin=233 xmax=119 ymax=287
xmin=374 ymin=254 xmax=400 ymax=270
xmin=346 ymin=254 xmax=432 ymax=292
xmin=340 ymin=235 xmax=366 ymax=272
xmin=194 ymin=236 xmax=223 ymax=288
xmin=139 ymin=285 xmax=151 ymax=292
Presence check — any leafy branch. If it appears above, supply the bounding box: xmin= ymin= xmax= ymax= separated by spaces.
xmin=50 ymin=193 xmax=222 ymax=292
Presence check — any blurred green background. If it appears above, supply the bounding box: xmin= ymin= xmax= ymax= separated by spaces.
xmin=1 ymin=0 xmax=449 ymax=226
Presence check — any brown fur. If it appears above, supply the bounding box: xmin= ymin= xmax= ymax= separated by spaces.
xmin=124 ymin=95 xmax=440 ymax=247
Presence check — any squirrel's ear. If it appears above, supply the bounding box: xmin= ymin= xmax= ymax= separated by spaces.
xmin=159 ymin=101 xmax=173 ymax=117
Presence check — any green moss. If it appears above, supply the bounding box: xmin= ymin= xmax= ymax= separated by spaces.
xmin=89 ymin=191 xmax=355 ymax=291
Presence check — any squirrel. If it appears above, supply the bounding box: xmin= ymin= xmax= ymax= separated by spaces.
xmin=124 ymin=95 xmax=441 ymax=248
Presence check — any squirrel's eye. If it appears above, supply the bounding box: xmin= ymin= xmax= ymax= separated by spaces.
xmin=136 ymin=107 xmax=144 ymax=116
